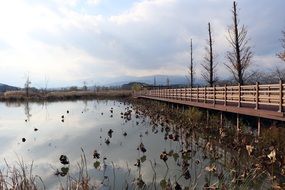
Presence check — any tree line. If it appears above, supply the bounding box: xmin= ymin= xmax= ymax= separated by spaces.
xmin=188 ymin=1 xmax=285 ymax=87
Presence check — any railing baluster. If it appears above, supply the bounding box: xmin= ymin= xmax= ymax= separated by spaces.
xmin=213 ymin=85 xmax=216 ymax=105
xmin=279 ymin=80 xmax=283 ymax=112
xmin=255 ymin=82 xmax=259 ymax=110
xmin=197 ymin=86 xmax=199 ymax=102
xmin=238 ymin=83 xmax=241 ymax=107
xmin=190 ymin=87 xmax=192 ymax=102
xmin=204 ymin=87 xmax=207 ymax=103
xmin=224 ymin=84 xmax=227 ymax=106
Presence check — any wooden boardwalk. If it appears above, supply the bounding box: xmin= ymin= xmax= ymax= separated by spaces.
xmin=135 ymin=81 xmax=285 ymax=122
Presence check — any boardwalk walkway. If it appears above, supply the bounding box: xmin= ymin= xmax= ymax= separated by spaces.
xmin=135 ymin=81 xmax=285 ymax=122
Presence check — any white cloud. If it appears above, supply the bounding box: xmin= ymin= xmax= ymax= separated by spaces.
xmin=86 ymin=0 xmax=101 ymax=6
xmin=0 ymin=0 xmax=284 ymax=87
xmin=109 ymin=0 xmax=175 ymax=25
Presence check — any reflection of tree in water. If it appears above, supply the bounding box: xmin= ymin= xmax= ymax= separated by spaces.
xmin=82 ymin=99 xmax=88 ymax=113
xmin=5 ymin=101 xmax=21 ymax=108
xmin=24 ymin=101 xmax=32 ymax=122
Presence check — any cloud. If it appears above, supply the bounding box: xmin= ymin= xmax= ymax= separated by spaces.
xmin=0 ymin=0 xmax=284 ymax=87
xmin=86 ymin=0 xmax=101 ymax=6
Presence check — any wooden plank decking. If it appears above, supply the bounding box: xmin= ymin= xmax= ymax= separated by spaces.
xmin=135 ymin=81 xmax=285 ymax=121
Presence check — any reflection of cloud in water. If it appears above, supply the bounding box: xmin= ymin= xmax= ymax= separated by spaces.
xmin=0 ymin=100 xmax=241 ymax=189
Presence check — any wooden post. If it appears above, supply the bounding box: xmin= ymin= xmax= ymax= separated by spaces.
xmin=257 ymin=117 xmax=261 ymax=136
xmin=190 ymin=87 xmax=192 ymax=102
xmin=279 ymin=80 xmax=283 ymax=112
xmin=238 ymin=83 xmax=241 ymax=107
xmin=185 ymin=88 xmax=189 ymax=101
xmin=220 ymin=112 xmax=223 ymax=126
xmin=206 ymin=109 xmax=209 ymax=127
xmin=255 ymin=82 xmax=259 ymax=110
xmin=224 ymin=84 xmax=227 ymax=106
xmin=175 ymin=88 xmax=177 ymax=99
xmin=197 ymin=86 xmax=199 ymax=102
xmin=165 ymin=88 xmax=168 ymax=98
xmin=213 ymin=85 xmax=216 ymax=105
xmin=237 ymin=114 xmax=240 ymax=131
xmin=204 ymin=87 xmax=207 ymax=103
xmin=204 ymin=87 xmax=206 ymax=103
xmin=166 ymin=88 xmax=168 ymax=98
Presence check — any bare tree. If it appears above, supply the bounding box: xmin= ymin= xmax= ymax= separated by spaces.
xmin=274 ymin=66 xmax=285 ymax=82
xmin=186 ymin=39 xmax=195 ymax=87
xmin=44 ymin=76 xmax=48 ymax=94
xmin=25 ymin=75 xmax=31 ymax=97
xmin=83 ymin=81 xmax=87 ymax=91
xmin=201 ymin=23 xmax=218 ymax=87
xmin=277 ymin=30 xmax=285 ymax=62
xmin=166 ymin=77 xmax=170 ymax=87
xmin=153 ymin=76 xmax=157 ymax=86
xmin=225 ymin=1 xmax=253 ymax=85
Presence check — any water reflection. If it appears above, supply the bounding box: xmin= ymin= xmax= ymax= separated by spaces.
xmin=24 ymin=101 xmax=32 ymax=122
xmin=0 ymin=100 xmax=270 ymax=189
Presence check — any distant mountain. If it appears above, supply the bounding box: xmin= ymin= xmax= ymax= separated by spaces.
xmin=121 ymin=82 xmax=150 ymax=90
xmin=0 ymin=83 xmax=20 ymax=92
xmin=105 ymin=75 xmax=192 ymax=87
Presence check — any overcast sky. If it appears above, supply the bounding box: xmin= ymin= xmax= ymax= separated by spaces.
xmin=0 ymin=0 xmax=284 ymax=88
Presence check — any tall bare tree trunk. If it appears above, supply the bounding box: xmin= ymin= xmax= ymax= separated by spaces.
xmin=277 ymin=31 xmax=285 ymax=62
xmin=190 ymin=39 xmax=194 ymax=87
xmin=209 ymin=23 xmax=214 ymax=86
xmin=225 ymin=1 xmax=253 ymax=85
xmin=233 ymin=1 xmax=242 ymax=84
xmin=202 ymin=23 xmax=217 ymax=87
xmin=187 ymin=39 xmax=195 ymax=88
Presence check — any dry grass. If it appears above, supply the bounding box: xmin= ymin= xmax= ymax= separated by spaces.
xmin=0 ymin=159 xmax=44 ymax=190
xmin=1 ymin=150 xmax=98 ymax=190
xmin=0 ymin=90 xmax=132 ymax=102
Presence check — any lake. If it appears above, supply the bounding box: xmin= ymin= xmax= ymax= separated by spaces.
xmin=0 ymin=100 xmax=269 ymax=189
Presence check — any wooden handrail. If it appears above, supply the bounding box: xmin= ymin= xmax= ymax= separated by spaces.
xmin=136 ymin=81 xmax=285 ymax=111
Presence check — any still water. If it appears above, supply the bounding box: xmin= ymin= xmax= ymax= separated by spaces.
xmin=0 ymin=100 xmax=267 ymax=189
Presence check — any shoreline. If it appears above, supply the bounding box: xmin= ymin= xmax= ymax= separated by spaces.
xmin=0 ymin=90 xmax=132 ymax=102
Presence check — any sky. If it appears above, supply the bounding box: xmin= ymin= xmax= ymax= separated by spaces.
xmin=0 ymin=0 xmax=284 ymax=88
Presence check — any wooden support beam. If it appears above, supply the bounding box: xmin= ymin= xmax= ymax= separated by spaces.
xmin=237 ymin=113 xmax=240 ymax=131
xmin=207 ymin=109 xmax=209 ymax=127
xmin=220 ymin=112 xmax=223 ymax=126
xmin=257 ymin=117 xmax=261 ymax=136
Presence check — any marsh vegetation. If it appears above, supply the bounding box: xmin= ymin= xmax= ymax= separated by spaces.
xmin=0 ymin=99 xmax=284 ymax=189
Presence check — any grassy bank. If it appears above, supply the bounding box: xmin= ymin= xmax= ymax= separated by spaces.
xmin=0 ymin=90 xmax=132 ymax=102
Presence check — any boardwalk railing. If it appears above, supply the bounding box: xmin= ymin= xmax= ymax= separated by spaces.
xmin=135 ymin=81 xmax=285 ymax=114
